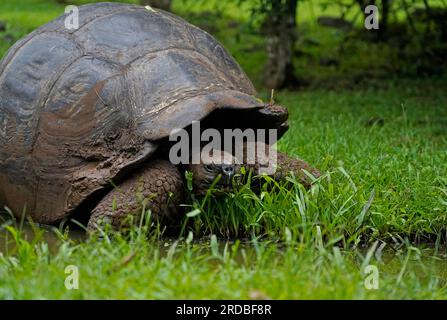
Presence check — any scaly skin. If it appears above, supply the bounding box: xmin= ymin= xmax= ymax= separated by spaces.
xmin=87 ymin=160 xmax=183 ymax=233
xmin=242 ymin=142 xmax=321 ymax=188
xmin=272 ymin=152 xmax=321 ymax=188
xmin=87 ymin=150 xmax=320 ymax=233
xmin=241 ymin=152 xmax=321 ymax=190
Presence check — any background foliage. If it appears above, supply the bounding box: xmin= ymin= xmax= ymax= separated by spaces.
xmin=0 ymin=0 xmax=446 ymax=299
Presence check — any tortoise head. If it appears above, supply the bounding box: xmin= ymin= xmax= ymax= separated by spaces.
xmin=186 ymin=149 xmax=241 ymax=195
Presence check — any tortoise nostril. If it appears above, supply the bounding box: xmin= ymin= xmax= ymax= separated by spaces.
xmin=222 ymin=165 xmax=234 ymax=175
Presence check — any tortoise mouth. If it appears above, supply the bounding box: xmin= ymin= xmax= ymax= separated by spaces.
xmin=195 ymin=175 xmax=243 ymax=196
xmin=196 ymin=184 xmax=233 ymax=196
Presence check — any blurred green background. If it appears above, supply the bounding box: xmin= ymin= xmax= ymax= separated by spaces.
xmin=1 ymin=0 xmax=447 ymax=90
xmin=0 ymin=0 xmax=446 ymax=300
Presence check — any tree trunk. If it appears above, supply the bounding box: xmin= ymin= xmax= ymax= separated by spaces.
xmin=263 ymin=0 xmax=298 ymax=89
xmin=379 ymin=0 xmax=390 ymax=40
xmin=139 ymin=0 xmax=172 ymax=12
xmin=355 ymin=0 xmax=376 ymax=12
xmin=356 ymin=0 xmax=392 ymax=41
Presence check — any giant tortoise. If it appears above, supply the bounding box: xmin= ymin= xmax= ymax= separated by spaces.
xmin=0 ymin=2 xmax=319 ymax=231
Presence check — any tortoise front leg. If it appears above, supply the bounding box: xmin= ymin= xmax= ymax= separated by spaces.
xmin=272 ymin=152 xmax=321 ymax=188
xmin=242 ymin=142 xmax=321 ymax=189
xmin=87 ymin=160 xmax=184 ymax=233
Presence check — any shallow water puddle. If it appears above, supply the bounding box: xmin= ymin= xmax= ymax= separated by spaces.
xmin=1 ymin=215 xmax=446 ymax=278
xmin=0 ymin=219 xmax=85 ymax=254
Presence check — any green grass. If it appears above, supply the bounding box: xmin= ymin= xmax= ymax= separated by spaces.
xmin=181 ymin=78 xmax=447 ymax=245
xmin=1 ymin=79 xmax=446 ymax=299
xmin=3 ymin=0 xmax=443 ymax=87
xmin=1 ymin=223 xmax=446 ymax=299
xmin=0 ymin=0 xmax=446 ymax=299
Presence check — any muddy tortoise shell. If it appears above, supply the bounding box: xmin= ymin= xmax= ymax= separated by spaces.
xmin=0 ymin=2 xmax=287 ymax=224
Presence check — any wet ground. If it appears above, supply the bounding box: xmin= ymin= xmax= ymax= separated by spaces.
xmin=1 ymin=214 xmax=446 ymax=273
xmin=0 ymin=218 xmax=85 ymax=254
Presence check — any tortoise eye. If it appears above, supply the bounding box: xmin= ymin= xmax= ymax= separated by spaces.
xmin=204 ymin=164 xmax=214 ymax=172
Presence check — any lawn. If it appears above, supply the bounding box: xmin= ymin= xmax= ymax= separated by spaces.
xmin=0 ymin=0 xmax=446 ymax=299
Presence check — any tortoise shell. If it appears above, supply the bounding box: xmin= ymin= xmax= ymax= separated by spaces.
xmin=0 ymin=3 xmax=283 ymax=224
